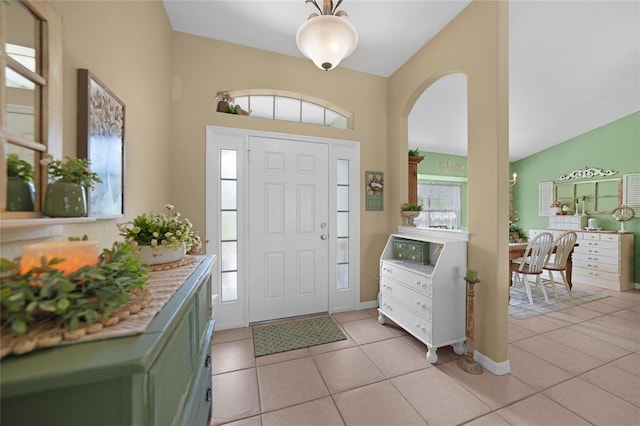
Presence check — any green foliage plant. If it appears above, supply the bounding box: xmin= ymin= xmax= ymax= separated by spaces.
xmin=118 ymin=204 xmax=202 ymax=253
xmin=508 ymin=224 xmax=528 ymax=242
xmin=408 ymin=148 xmax=424 ymax=158
xmin=401 ymin=202 xmax=423 ymax=211
xmin=0 ymin=241 xmax=148 ymax=336
xmin=43 ymin=154 xmax=102 ymax=188
xmin=7 ymin=153 xmax=34 ymax=182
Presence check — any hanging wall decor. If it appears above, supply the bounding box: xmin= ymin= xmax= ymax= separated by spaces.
xmin=558 ymin=166 xmax=617 ymax=181
xmin=365 ymin=171 xmax=383 ymax=211
xmin=77 ymin=69 xmax=125 ymax=217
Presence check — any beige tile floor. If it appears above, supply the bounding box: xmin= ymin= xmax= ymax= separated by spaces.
xmin=210 ymin=284 xmax=640 ymax=426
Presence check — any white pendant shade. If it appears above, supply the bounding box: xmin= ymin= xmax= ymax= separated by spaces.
xmin=296 ymin=15 xmax=358 ymax=71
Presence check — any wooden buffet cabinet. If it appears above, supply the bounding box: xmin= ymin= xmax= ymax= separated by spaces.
xmin=378 ymin=228 xmax=467 ymax=363
xmin=0 ymin=255 xmax=216 ymax=426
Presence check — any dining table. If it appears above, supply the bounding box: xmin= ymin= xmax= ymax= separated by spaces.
xmin=508 ymin=241 xmax=576 ymax=289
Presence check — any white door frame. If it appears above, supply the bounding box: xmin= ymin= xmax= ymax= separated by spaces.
xmin=206 ymin=126 xmax=360 ymax=330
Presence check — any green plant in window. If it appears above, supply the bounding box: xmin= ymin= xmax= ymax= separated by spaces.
xmin=401 ymin=202 xmax=423 ymax=211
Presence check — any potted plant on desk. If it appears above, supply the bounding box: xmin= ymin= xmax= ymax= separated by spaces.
xmin=117 ymin=204 xmax=202 ymax=265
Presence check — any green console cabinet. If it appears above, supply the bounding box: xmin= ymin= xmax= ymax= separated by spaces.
xmin=0 ymin=255 xmax=216 ymax=426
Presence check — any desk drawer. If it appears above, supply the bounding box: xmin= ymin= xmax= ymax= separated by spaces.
xmin=578 ymin=240 xmax=619 ymax=250
xmin=381 ymin=262 xmax=432 ymax=297
xmin=380 ymin=278 xmax=432 ymax=320
xmin=573 ymin=269 xmax=621 ymax=290
xmin=406 ymin=241 xmax=426 ymax=254
xmin=393 ymin=239 xmax=427 ymax=264
xmin=380 ymin=294 xmax=432 ymax=343
xmin=573 ymin=260 xmax=619 ymax=274
xmin=573 ymin=252 xmax=619 ymax=266
xmin=574 ymin=246 xmax=618 ymax=258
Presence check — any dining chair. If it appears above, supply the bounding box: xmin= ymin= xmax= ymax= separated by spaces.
xmin=543 ymin=231 xmax=578 ymax=298
xmin=510 ymin=232 xmax=554 ymax=304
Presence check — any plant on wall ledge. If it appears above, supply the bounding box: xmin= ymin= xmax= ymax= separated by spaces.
xmin=216 ymin=92 xmax=250 ymax=116
xmin=408 ymin=148 xmax=424 ymax=159
xmin=401 ymin=202 xmax=423 ymax=211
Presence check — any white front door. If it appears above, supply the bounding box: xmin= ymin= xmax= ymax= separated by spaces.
xmin=248 ymin=136 xmax=329 ymax=323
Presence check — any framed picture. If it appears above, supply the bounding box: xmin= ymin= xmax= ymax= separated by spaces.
xmin=365 ymin=171 xmax=384 ymax=211
xmin=77 ymin=69 xmax=125 ymax=218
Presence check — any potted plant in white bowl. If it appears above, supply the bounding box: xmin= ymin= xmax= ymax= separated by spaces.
xmin=401 ymin=202 xmax=423 ymax=226
xmin=117 ymin=204 xmax=202 ymax=265
xmin=42 ymin=155 xmax=102 ymax=217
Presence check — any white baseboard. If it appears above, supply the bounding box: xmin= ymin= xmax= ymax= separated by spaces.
xmin=634 ymin=282 xmax=640 ymax=290
xmin=359 ymin=300 xmax=379 ymax=310
xmin=474 ymin=350 xmax=511 ymax=375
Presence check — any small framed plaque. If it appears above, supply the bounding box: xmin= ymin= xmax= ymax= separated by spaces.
xmin=365 ymin=171 xmax=384 ymax=211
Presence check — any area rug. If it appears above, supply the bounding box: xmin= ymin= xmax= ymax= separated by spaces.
xmin=253 ymin=316 xmax=347 ymax=357
xmin=509 ymin=282 xmax=609 ymax=319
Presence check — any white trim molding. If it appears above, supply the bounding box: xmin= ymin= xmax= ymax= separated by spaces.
xmin=473 ymin=350 xmax=511 ymax=375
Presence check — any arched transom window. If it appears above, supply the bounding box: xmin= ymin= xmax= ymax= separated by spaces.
xmin=222 ymin=89 xmax=353 ymax=129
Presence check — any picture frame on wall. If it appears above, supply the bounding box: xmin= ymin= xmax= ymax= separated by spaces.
xmin=365 ymin=171 xmax=384 ymax=211
xmin=77 ymin=69 xmax=125 ymax=218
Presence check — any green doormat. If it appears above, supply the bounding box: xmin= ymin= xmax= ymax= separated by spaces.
xmin=509 ymin=284 xmax=609 ymax=319
xmin=253 ymin=316 xmax=347 ymax=357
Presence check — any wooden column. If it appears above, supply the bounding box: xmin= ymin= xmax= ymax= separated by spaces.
xmin=457 ymin=277 xmax=483 ymax=374
xmin=408 ymin=156 xmax=424 ymax=204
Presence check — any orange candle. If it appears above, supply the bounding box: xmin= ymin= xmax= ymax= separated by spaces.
xmin=20 ymin=241 xmax=99 ymax=275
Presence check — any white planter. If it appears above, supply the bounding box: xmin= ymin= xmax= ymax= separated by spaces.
xmin=137 ymin=245 xmax=186 ymax=265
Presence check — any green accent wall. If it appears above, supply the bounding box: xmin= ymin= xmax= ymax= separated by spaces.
xmin=512 ymin=111 xmax=640 ymax=283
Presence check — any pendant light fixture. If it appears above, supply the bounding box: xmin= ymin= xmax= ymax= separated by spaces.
xmin=296 ymin=0 xmax=358 ymax=71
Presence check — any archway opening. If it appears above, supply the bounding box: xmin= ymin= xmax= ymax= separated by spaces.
xmin=407 ymin=73 xmax=468 ymax=230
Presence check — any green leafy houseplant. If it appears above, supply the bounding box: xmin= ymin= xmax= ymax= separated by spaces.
xmin=42 ymin=155 xmax=102 ymax=217
xmin=509 ymin=224 xmax=528 ymax=242
xmin=118 ymin=204 xmax=202 ymax=254
xmin=408 ymin=148 xmax=424 ymax=159
xmin=43 ymin=155 xmax=102 ymax=188
xmin=7 ymin=153 xmax=34 ymax=183
xmin=0 ymin=241 xmax=148 ymax=337
xmin=401 ymin=202 xmax=423 ymax=211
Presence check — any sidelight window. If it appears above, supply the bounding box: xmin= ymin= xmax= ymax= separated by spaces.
xmin=220 ymin=149 xmax=238 ymax=302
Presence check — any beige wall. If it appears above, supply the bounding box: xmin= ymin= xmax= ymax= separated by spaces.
xmin=1 ymin=0 xmax=173 ymax=258
xmin=388 ymin=1 xmax=510 ymax=364
xmin=170 ymin=32 xmax=389 ymax=302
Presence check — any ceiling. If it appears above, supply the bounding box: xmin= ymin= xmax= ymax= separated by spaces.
xmin=163 ymin=0 xmax=640 ymax=162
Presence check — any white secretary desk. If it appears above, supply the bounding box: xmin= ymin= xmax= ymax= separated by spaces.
xmin=378 ymin=227 xmax=468 ymax=363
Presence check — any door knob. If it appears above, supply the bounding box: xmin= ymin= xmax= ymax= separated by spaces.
xmin=320 ymin=234 xmax=328 ymax=240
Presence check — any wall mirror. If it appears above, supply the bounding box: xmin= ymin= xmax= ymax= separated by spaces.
xmin=554 ymin=178 xmax=622 ymax=215
xmin=1 ymin=0 xmax=62 ymax=220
